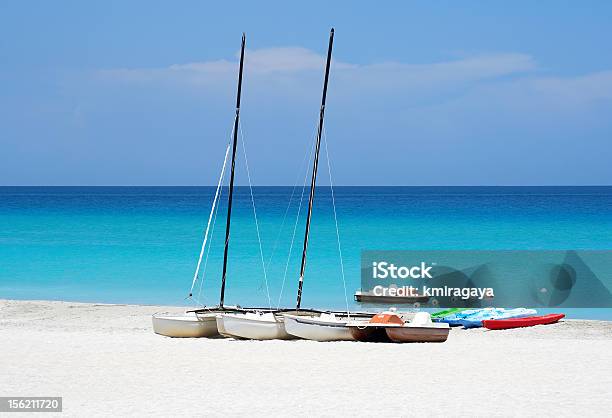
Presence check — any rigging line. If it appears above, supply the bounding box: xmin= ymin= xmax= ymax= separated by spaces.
xmin=238 ymin=121 xmax=272 ymax=310
xmin=188 ymin=179 xmax=225 ymax=307
xmin=195 ymin=120 xmax=235 ymax=305
xmin=195 ymin=174 xmax=224 ymax=305
xmin=322 ymin=125 xmax=350 ymax=316
xmin=276 ymin=127 xmax=318 ymax=309
xmin=263 ymin=129 xmax=316 ymax=272
xmin=189 ymin=140 xmax=232 ymax=297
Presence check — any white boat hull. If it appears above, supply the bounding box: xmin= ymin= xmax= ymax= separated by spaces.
xmin=283 ymin=314 xmax=356 ymax=341
xmin=152 ymin=312 xmax=219 ymax=338
xmin=218 ymin=313 xmax=295 ymax=340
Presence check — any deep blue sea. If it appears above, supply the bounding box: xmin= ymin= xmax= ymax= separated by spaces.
xmin=1 ymin=186 xmax=611 ymax=319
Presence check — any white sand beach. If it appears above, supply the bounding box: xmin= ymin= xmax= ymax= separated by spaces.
xmin=1 ymin=299 xmax=611 ymax=417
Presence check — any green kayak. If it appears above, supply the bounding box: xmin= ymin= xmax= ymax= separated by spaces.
xmin=430 ymin=308 xmax=468 ymax=319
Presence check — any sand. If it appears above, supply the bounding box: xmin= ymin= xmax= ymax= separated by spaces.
xmin=1 ymin=299 xmax=611 ymax=417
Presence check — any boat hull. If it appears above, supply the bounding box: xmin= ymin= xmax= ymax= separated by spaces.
xmin=218 ymin=313 xmax=295 ymax=340
xmin=215 ymin=314 xmax=230 ymax=337
xmin=283 ymin=314 xmax=355 ymax=341
xmin=348 ymin=326 xmax=393 ymax=342
xmin=386 ymin=326 xmax=449 ymax=343
xmin=152 ymin=312 xmax=219 ymax=338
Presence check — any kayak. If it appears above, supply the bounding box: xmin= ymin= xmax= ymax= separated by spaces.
xmin=430 ymin=308 xmax=468 ymax=319
xmin=441 ymin=308 xmax=538 ymax=328
xmin=440 ymin=308 xmax=481 ymax=326
xmin=483 ymin=313 xmax=565 ymax=330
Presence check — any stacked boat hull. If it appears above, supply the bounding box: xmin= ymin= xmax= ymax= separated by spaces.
xmin=440 ymin=308 xmax=538 ymax=328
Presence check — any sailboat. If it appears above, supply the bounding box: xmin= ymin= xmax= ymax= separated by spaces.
xmin=219 ymin=28 xmax=345 ymax=340
xmin=281 ymin=28 xmax=374 ymax=341
xmin=218 ymin=28 xmax=374 ymax=341
xmin=153 ymin=33 xmax=269 ymax=337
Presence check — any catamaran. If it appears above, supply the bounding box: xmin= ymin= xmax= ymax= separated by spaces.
xmin=281 ymin=28 xmax=378 ymax=341
xmin=153 ymin=33 xmax=271 ymax=337
xmin=216 ymin=28 xmax=340 ymax=340
xmin=154 ymin=29 xmax=372 ymax=340
xmin=218 ymin=28 xmax=374 ymax=341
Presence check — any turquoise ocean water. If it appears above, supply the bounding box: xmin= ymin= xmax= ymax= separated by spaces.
xmin=1 ymin=186 xmax=611 ymax=319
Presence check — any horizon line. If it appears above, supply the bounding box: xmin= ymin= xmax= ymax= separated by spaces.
xmin=2 ymin=184 xmax=611 ymax=188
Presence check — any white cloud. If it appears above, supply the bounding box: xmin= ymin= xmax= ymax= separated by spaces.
xmin=529 ymin=70 xmax=612 ymax=102
xmin=95 ymin=47 xmax=612 ymax=109
xmin=165 ymin=47 xmax=355 ymax=74
xmin=442 ymin=69 xmax=612 ymax=115
xmin=97 ymin=47 xmax=536 ymax=87
xmin=349 ymin=53 xmax=536 ymax=84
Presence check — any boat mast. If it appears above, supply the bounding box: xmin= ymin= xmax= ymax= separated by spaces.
xmin=296 ymin=28 xmax=334 ymax=310
xmin=219 ymin=33 xmax=246 ymax=308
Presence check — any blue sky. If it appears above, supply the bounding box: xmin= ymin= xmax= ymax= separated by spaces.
xmin=1 ymin=1 xmax=611 ymax=185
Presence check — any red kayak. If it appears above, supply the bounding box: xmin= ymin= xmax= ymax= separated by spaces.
xmin=483 ymin=314 xmax=565 ymax=330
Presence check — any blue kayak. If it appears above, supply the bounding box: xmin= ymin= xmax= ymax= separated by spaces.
xmin=440 ymin=308 xmax=538 ymax=328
